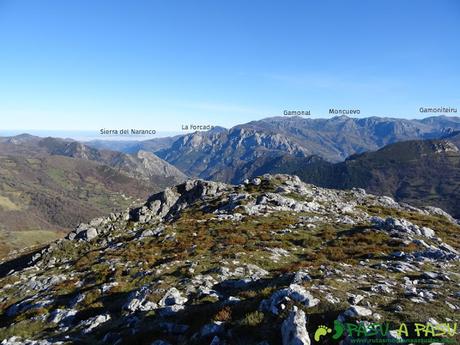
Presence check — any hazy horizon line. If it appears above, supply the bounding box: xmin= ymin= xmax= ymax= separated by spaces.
xmin=2 ymin=114 xmax=460 ymax=142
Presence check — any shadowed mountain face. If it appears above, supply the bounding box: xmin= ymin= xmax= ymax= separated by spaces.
xmin=0 ymin=135 xmax=186 ymax=256
xmin=250 ymin=134 xmax=460 ymax=218
xmin=153 ymin=116 xmax=460 ymax=182
xmin=156 ymin=127 xmax=310 ymax=183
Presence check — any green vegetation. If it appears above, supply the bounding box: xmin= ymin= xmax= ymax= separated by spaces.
xmin=0 ymin=153 xmax=149 ymax=258
xmin=0 ymin=320 xmax=51 ymax=340
xmin=0 ymin=195 xmax=21 ymax=211
xmin=0 ymin=230 xmax=63 ymax=257
xmin=239 ymin=310 xmax=265 ymax=326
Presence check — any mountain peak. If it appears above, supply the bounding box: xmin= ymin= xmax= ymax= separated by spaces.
xmin=208 ymin=126 xmax=228 ymax=134
xmin=3 ymin=133 xmax=40 ymax=145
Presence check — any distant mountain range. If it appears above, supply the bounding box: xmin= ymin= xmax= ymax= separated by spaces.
xmin=86 ymin=115 xmax=460 ymax=218
xmin=0 ymin=135 xmax=186 ymax=256
xmin=36 ymin=136 xmax=186 ymax=185
xmin=87 ymin=116 xmax=459 ymax=162
xmin=117 ymin=115 xmax=460 ymax=183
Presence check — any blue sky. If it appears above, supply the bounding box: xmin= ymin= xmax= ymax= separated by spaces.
xmin=0 ymin=0 xmax=459 ymax=132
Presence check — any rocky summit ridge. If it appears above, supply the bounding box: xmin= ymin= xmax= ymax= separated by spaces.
xmin=0 ymin=175 xmax=459 ymax=344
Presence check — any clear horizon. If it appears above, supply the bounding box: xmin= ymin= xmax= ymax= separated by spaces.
xmin=0 ymin=1 xmax=459 ymax=131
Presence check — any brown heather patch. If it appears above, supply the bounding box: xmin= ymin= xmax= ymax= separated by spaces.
xmin=53 ymin=278 xmax=79 ymax=295
xmin=82 ymin=288 xmax=101 ymax=308
xmin=74 ymin=249 xmax=100 ymax=271
xmin=214 ymin=306 xmax=232 ymax=322
xmin=238 ymin=290 xmax=258 ymax=299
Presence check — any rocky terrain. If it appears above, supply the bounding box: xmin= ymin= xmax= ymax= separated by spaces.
xmin=0 ymin=174 xmax=458 ymax=344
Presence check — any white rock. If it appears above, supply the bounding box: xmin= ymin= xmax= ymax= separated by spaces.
xmin=81 ymin=314 xmax=111 ymax=333
xmin=159 ymin=287 xmax=187 ymax=307
xmin=261 ymin=284 xmax=319 ymax=315
xmin=83 ymin=228 xmax=98 ymax=241
xmin=281 ymin=306 xmax=311 ymax=345
xmin=344 ymin=305 xmax=372 ymax=318
xmin=49 ymin=308 xmax=77 ymax=324
xmin=1 ymin=337 xmax=64 ymax=345
xmin=420 ymin=227 xmax=435 ymax=238
xmin=292 ymin=270 xmax=312 ymax=284
xmin=124 ymin=286 xmax=157 ymax=312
